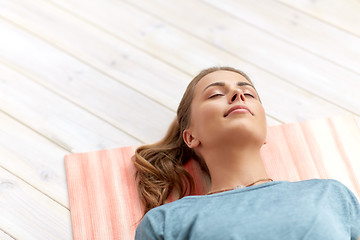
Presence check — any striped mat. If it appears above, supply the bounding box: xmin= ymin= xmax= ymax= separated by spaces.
xmin=65 ymin=115 xmax=360 ymax=239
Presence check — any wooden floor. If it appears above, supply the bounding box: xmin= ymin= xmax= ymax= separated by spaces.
xmin=0 ymin=0 xmax=359 ymax=239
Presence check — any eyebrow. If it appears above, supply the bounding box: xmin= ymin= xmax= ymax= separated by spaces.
xmin=202 ymin=81 xmax=256 ymax=92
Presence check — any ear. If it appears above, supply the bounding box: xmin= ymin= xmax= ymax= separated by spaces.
xmin=183 ymin=129 xmax=200 ymax=148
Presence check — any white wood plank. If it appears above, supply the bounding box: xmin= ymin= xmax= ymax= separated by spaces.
xmin=47 ymin=0 xmax=267 ymax=74
xmin=0 ymin=167 xmax=72 ymax=240
xmin=355 ymin=116 xmax=360 ymax=130
xmin=202 ymin=0 xmax=360 ymax=75
xmin=0 ymin=62 xmax=140 ymax=152
xmin=42 ymin=0 xmax=352 ymax=124
xmin=277 ymin=0 xmax=360 ymax=37
xmin=0 ymin=0 xmax=282 ymax=128
xmin=0 ymin=0 xmax=282 ymax=126
xmin=266 ymin=116 xmax=280 ymax=126
xmin=126 ymin=0 xmax=360 ymax=115
xmin=0 ymin=110 xmax=70 ymax=207
xmin=0 ymin=0 xmax=190 ymax=111
xmin=0 ymin=0 xmax=281 ymax=128
xmin=0 ymin=19 xmax=175 ymax=144
xmin=0 ymin=229 xmax=15 ymax=240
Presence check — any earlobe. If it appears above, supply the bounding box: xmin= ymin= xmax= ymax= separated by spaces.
xmin=191 ymin=139 xmax=200 ymax=148
xmin=183 ymin=129 xmax=200 ymax=148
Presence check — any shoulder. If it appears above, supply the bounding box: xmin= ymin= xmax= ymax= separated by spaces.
xmin=271 ymin=178 xmax=347 ymax=193
xmin=292 ymin=178 xmax=351 ymax=190
xmin=135 ymin=206 xmax=166 ymax=239
xmin=135 ymin=198 xmax=194 ymax=239
xmin=278 ymin=179 xmax=360 ymax=204
xmin=295 ymin=178 xmax=354 ymax=193
xmin=309 ymin=178 xmax=355 ymax=193
xmin=293 ymin=179 xmax=360 ymax=206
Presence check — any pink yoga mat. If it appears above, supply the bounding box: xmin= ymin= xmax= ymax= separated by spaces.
xmin=65 ymin=115 xmax=360 ymax=240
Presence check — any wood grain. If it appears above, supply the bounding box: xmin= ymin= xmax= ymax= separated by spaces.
xmin=0 ymin=0 xmax=189 ymax=111
xmin=0 ymin=110 xmax=70 ymax=207
xmin=66 ymin=115 xmax=360 ymax=239
xmin=0 ymin=18 xmax=173 ymax=143
xmin=277 ymin=0 xmax=360 ymax=37
xmin=38 ymin=0 xmax=354 ymax=122
xmin=0 ymin=167 xmax=72 ymax=240
xmin=0 ymin=229 xmax=15 ymax=240
xmin=203 ymin=0 xmax=360 ymax=74
xmin=0 ymin=61 xmax=139 ymax=151
xmin=0 ymin=0 xmax=281 ymax=126
xmin=127 ymin=0 xmax=360 ymax=115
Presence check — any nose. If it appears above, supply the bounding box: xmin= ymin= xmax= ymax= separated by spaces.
xmin=229 ymin=89 xmax=245 ymax=103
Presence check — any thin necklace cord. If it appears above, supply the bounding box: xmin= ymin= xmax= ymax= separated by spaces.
xmin=207 ymin=178 xmax=273 ymax=195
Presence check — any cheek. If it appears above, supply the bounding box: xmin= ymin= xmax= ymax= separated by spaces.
xmin=193 ymin=103 xmax=222 ymax=136
xmin=200 ymin=104 xmax=217 ymax=119
xmin=256 ymin=106 xmax=267 ymax=137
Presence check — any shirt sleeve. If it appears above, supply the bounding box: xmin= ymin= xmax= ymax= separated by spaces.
xmin=135 ymin=210 xmax=164 ymax=240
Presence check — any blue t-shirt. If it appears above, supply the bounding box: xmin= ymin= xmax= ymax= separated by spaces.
xmin=135 ymin=179 xmax=360 ymax=239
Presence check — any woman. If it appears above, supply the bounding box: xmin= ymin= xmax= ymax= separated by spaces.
xmin=134 ymin=66 xmax=360 ymax=239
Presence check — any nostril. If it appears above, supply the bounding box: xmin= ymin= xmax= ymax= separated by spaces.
xmin=231 ymin=94 xmax=237 ymax=102
xmin=231 ymin=93 xmax=245 ymax=102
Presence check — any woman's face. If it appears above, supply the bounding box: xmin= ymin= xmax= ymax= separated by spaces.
xmin=184 ymin=70 xmax=267 ymax=150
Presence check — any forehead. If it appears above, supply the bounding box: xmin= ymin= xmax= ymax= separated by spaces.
xmin=195 ymin=70 xmax=251 ymax=93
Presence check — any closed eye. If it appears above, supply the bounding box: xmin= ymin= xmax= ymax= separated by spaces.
xmin=209 ymin=93 xmax=224 ymax=99
xmin=244 ymin=93 xmax=255 ymax=98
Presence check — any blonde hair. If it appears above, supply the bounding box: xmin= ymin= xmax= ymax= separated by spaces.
xmin=133 ymin=66 xmax=253 ymax=215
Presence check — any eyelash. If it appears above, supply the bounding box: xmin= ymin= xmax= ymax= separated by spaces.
xmin=244 ymin=93 xmax=255 ymax=98
xmin=209 ymin=93 xmax=223 ymax=99
xmin=209 ymin=93 xmax=255 ymax=99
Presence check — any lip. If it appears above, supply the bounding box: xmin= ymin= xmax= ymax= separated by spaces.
xmin=224 ymin=105 xmax=253 ymax=117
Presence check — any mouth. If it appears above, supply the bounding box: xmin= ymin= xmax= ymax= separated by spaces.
xmin=224 ymin=105 xmax=253 ymax=117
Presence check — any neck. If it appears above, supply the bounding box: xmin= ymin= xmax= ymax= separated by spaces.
xmin=202 ymin=145 xmax=269 ymax=194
